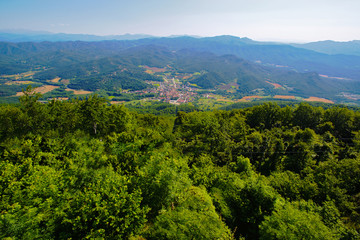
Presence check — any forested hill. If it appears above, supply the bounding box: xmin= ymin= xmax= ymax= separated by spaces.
xmin=135 ymin=36 xmax=360 ymax=80
xmin=1 ymin=36 xmax=360 ymax=104
xmin=35 ymin=45 xmax=345 ymax=96
xmin=2 ymin=41 xmax=359 ymax=101
xmin=2 ymin=36 xmax=360 ymax=80
xmin=0 ymin=91 xmax=359 ymax=239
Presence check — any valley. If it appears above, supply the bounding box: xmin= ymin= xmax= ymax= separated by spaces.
xmin=123 ymin=66 xmax=335 ymax=106
xmin=0 ymin=61 xmax=344 ymax=107
xmin=1 ymin=35 xmax=360 ymax=106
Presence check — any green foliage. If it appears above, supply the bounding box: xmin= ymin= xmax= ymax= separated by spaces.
xmin=0 ymin=143 xmax=148 ymax=239
xmin=260 ymin=200 xmax=337 ymax=240
xmin=147 ymin=186 xmax=233 ymax=240
xmin=245 ymin=103 xmax=292 ymax=129
xmin=293 ymin=102 xmax=324 ymax=129
xmin=0 ymin=104 xmax=26 ymax=140
xmin=228 ymin=176 xmax=280 ymax=239
xmin=268 ymin=171 xmax=318 ymax=201
xmin=55 ymin=167 xmax=147 ymax=239
xmin=0 ymin=97 xmax=360 ymax=239
xmin=324 ymin=107 xmax=356 ymax=139
xmin=78 ymin=94 xmax=108 ymax=135
xmin=136 ymin=146 xmax=192 ymax=217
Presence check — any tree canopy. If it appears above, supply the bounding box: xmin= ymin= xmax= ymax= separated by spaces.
xmin=0 ymin=94 xmax=359 ymax=239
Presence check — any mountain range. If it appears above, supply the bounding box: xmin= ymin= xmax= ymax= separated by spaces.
xmin=2 ymin=30 xmax=360 ymax=55
xmin=0 ymin=30 xmax=154 ymax=42
xmin=1 ymin=32 xmax=360 ymax=103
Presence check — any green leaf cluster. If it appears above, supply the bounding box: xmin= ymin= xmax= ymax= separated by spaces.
xmin=0 ymin=94 xmax=359 ymax=239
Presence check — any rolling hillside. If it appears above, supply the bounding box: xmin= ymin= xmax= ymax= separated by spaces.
xmin=1 ymin=36 xmax=360 ymax=103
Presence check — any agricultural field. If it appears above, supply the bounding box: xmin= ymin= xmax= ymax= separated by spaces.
xmin=304 ymin=96 xmax=334 ymax=104
xmin=273 ymin=95 xmax=296 ymax=100
xmin=15 ymin=85 xmax=59 ymax=96
xmin=48 ymin=77 xmax=61 ymax=83
xmin=5 ymin=81 xmax=35 ymax=85
xmin=2 ymin=71 xmax=35 ymax=80
xmin=65 ymin=88 xmax=93 ymax=95
xmin=240 ymin=95 xmax=267 ymax=101
xmin=266 ymin=80 xmax=283 ymax=89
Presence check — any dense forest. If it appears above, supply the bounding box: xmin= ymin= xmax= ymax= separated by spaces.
xmin=0 ymin=88 xmax=360 ymax=239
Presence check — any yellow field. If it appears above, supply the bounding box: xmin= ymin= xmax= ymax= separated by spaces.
xmin=2 ymin=71 xmax=35 ymax=80
xmin=65 ymin=88 xmax=93 ymax=95
xmin=48 ymin=77 xmax=61 ymax=83
xmin=273 ymin=95 xmax=296 ymax=100
xmin=16 ymin=85 xmax=59 ymax=96
xmin=22 ymin=72 xmax=35 ymax=78
xmin=5 ymin=81 xmax=34 ymax=85
xmin=240 ymin=95 xmax=265 ymax=101
xmin=266 ymin=81 xmax=283 ymax=89
xmin=304 ymin=97 xmax=334 ymax=104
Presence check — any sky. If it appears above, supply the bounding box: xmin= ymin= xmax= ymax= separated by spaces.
xmin=0 ymin=0 xmax=359 ymax=42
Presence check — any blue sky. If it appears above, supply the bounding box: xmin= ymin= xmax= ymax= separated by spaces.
xmin=0 ymin=0 xmax=359 ymax=42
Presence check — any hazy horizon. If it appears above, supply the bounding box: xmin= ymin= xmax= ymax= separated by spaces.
xmin=1 ymin=0 xmax=359 ymax=43
xmin=1 ymin=29 xmax=359 ymax=44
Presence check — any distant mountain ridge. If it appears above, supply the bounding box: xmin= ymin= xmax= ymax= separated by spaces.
xmin=123 ymin=36 xmax=360 ymax=80
xmin=1 ymin=35 xmax=360 ymax=80
xmin=1 ymin=30 xmax=359 ymax=56
xmin=293 ymin=40 xmax=360 ymax=56
xmin=1 ymin=34 xmax=360 ymax=103
xmin=0 ymin=30 xmax=154 ymax=42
